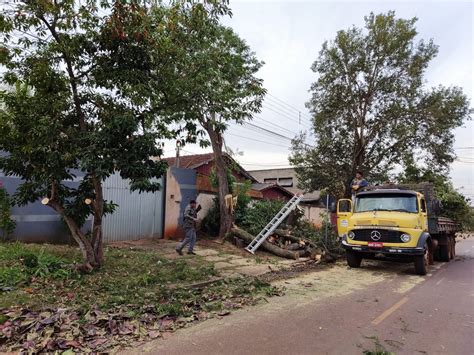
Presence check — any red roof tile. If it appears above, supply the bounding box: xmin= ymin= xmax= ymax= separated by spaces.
xmin=163 ymin=153 xmax=215 ymax=169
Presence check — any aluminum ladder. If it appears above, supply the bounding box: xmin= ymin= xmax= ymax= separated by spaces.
xmin=245 ymin=194 xmax=303 ymax=254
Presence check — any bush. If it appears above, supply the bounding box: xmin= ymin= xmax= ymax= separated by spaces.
xmin=201 ymin=197 xmax=220 ymax=236
xmin=201 ymin=191 xmax=251 ymax=237
xmin=241 ymin=199 xmax=285 ymax=236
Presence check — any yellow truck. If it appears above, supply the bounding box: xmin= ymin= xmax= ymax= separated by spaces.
xmin=337 ymin=184 xmax=460 ymax=275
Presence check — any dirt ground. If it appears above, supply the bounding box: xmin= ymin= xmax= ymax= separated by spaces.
xmin=108 ymin=237 xmax=307 ymax=278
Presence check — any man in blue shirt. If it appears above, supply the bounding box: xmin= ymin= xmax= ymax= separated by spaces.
xmin=351 ymin=171 xmax=368 ymax=199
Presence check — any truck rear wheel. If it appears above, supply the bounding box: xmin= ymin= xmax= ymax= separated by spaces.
xmin=414 ymin=243 xmax=429 ymax=275
xmin=439 ymin=244 xmax=450 ymax=262
xmin=346 ymin=250 xmax=362 ymax=268
xmin=449 ymin=237 xmax=455 ymax=260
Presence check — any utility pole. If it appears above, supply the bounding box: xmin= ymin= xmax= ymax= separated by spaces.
xmin=175 ymin=141 xmax=181 ymax=168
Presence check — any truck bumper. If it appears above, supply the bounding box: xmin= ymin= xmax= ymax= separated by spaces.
xmin=342 ymin=239 xmax=425 ymax=256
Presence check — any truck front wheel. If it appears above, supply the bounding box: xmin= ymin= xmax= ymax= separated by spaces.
xmin=346 ymin=250 xmax=362 ymax=268
xmin=414 ymin=243 xmax=429 ymax=275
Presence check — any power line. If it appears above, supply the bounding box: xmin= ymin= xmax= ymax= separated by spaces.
xmin=234 ymin=122 xmax=315 ymax=148
xmin=243 ymin=122 xmax=294 ymax=142
xmin=253 ymin=115 xmax=301 ymax=136
xmin=230 ymin=124 xmax=291 ymax=144
xmin=225 ymin=133 xmax=292 ymax=149
xmin=267 ymin=93 xmax=312 ymax=119
xmin=262 ymin=104 xmax=313 ymax=129
xmin=265 ymin=96 xmax=313 ymax=123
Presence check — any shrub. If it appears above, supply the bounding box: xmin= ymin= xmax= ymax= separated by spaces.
xmin=201 ymin=197 xmax=220 ymax=236
xmin=201 ymin=189 xmax=251 ymax=237
xmin=241 ymin=199 xmax=285 ymax=236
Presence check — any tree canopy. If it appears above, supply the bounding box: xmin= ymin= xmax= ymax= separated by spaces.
xmin=149 ymin=6 xmax=266 ymax=238
xmin=0 ymin=0 xmax=233 ymax=268
xmin=398 ymin=159 xmax=474 ymax=230
xmin=290 ymin=11 xmax=472 ymax=197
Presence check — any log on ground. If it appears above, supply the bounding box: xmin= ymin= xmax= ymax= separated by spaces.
xmin=228 ymin=227 xmax=299 ymax=260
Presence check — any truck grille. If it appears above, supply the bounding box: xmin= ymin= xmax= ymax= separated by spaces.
xmin=353 ymin=229 xmax=401 ymax=243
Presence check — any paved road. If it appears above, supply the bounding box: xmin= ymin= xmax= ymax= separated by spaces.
xmin=129 ymin=237 xmax=474 ymax=355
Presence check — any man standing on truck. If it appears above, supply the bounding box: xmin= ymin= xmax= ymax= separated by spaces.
xmin=351 ymin=171 xmax=368 ymax=201
xmin=176 ymin=200 xmax=201 ymax=256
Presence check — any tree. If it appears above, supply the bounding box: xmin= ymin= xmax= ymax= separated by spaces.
xmin=290 ymin=11 xmax=472 ymax=197
xmin=153 ymin=7 xmax=265 ymax=238
xmin=398 ymin=160 xmax=474 ymax=230
xmin=0 ymin=0 xmax=187 ymax=269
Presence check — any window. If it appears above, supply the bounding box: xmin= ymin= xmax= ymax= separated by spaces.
xmin=355 ymin=193 xmax=418 ymax=213
xmin=420 ymin=198 xmax=427 ymax=213
xmin=264 ymin=178 xmax=277 ymax=184
xmin=278 ymin=177 xmax=293 ymax=187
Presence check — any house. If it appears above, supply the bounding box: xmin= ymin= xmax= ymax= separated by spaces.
xmin=250 ymin=183 xmax=294 ymax=201
xmin=248 ymin=167 xmax=329 ymax=227
xmin=162 ymin=153 xmax=296 ymax=239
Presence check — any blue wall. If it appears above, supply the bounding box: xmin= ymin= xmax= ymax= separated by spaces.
xmin=0 ymin=174 xmax=90 ymax=244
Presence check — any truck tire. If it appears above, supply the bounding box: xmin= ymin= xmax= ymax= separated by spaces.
xmin=414 ymin=242 xmax=429 ymax=275
xmin=439 ymin=244 xmax=450 ymax=262
xmin=346 ymin=250 xmax=362 ymax=268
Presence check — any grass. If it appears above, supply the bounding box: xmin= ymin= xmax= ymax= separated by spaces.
xmin=0 ymin=242 xmax=281 ymax=352
xmin=0 ymin=241 xmax=279 ymax=315
xmin=0 ymin=242 xmax=220 ymax=310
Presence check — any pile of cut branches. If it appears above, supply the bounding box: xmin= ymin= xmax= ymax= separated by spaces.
xmin=229 ymin=227 xmax=338 ymax=262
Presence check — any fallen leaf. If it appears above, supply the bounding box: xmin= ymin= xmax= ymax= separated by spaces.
xmin=148 ymin=330 xmax=161 ymax=339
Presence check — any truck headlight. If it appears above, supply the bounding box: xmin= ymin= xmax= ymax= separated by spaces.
xmin=348 ymin=231 xmax=355 ymax=240
xmin=400 ymin=233 xmax=411 ymax=243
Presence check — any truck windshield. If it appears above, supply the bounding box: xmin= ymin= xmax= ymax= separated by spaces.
xmin=355 ymin=193 xmax=418 ymax=213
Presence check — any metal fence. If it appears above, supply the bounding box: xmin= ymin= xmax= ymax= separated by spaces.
xmin=0 ymin=172 xmax=164 ymax=243
xmin=102 ymin=173 xmax=164 ymax=242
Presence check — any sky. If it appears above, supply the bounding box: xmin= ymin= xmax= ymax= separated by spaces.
xmin=165 ymin=0 xmax=473 ymax=199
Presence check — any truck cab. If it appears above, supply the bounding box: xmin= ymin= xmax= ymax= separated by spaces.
xmin=337 ymin=186 xmax=458 ymax=275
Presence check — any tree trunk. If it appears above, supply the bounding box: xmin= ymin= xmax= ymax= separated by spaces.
xmin=91 ymin=175 xmax=105 ymax=267
xmin=203 ymin=119 xmax=233 ymax=240
xmin=48 ymin=201 xmax=97 ymax=271
xmin=229 ymin=227 xmax=299 ymax=260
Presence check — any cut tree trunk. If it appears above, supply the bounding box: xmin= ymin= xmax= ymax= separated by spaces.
xmin=228 ymin=227 xmax=299 ymax=260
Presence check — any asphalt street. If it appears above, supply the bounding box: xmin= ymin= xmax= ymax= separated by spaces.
xmin=127 ymin=237 xmax=474 ymax=355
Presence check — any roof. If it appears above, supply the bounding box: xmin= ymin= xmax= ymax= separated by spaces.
xmin=301 ymin=191 xmax=321 ymax=202
xmin=358 ymin=189 xmax=419 ymax=196
xmin=251 ymin=183 xmax=294 ymax=197
xmin=247 ymin=167 xmax=295 ymax=172
xmin=164 ymin=153 xmax=215 ymax=169
xmin=163 ymin=153 xmax=257 ymax=182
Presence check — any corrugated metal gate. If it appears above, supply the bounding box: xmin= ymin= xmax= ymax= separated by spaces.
xmin=102 ymin=173 xmax=164 ymax=242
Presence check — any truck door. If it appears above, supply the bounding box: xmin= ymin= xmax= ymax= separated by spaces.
xmin=337 ymin=199 xmax=353 ymax=237
xmin=420 ymin=197 xmax=428 ymax=231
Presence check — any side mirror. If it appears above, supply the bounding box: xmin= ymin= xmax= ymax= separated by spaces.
xmin=329 ymin=202 xmax=337 ymax=213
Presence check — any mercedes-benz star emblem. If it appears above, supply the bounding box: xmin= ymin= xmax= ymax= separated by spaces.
xmin=370 ymin=230 xmax=381 ymax=241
